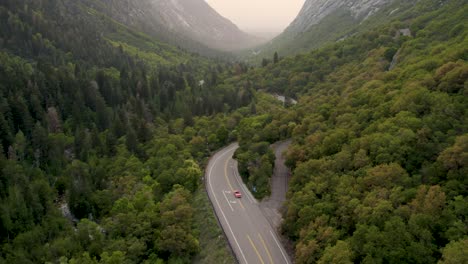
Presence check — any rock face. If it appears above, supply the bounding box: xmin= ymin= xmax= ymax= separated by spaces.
xmin=254 ymin=0 xmax=405 ymax=58
xmin=92 ymin=0 xmax=260 ymax=52
xmin=287 ymin=0 xmax=393 ymax=34
xmin=153 ymin=0 xmax=261 ymax=51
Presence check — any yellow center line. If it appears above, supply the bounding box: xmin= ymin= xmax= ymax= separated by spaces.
xmin=224 ymin=152 xmax=244 ymax=210
xmin=247 ymin=235 xmax=265 ymax=264
xmin=224 ymin=156 xmax=234 ymax=190
xmin=239 ymin=199 xmax=245 ymax=210
xmin=259 ymin=233 xmax=275 ymax=264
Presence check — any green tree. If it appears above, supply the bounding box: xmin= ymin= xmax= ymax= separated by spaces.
xmin=157 ymin=186 xmax=199 ymax=257
xmin=76 ymin=219 xmax=105 ymax=257
xmin=438 ymin=239 xmax=468 ymax=264
xmin=12 ymin=130 xmax=26 ymax=161
xmin=318 ymin=241 xmax=353 ymax=264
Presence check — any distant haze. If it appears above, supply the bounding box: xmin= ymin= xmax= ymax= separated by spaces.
xmin=205 ymin=0 xmax=305 ymax=36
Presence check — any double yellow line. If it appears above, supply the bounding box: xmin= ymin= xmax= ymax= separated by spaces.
xmin=247 ymin=234 xmax=274 ymax=264
xmin=224 ymin=157 xmax=245 ymax=210
xmin=222 ymin=151 xmax=274 ymax=263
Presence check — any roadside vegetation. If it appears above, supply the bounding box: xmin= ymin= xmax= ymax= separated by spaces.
xmin=192 ymin=185 xmax=236 ymax=264
xmin=234 ymin=93 xmax=295 ymax=199
xmin=234 ymin=0 xmax=468 ymax=262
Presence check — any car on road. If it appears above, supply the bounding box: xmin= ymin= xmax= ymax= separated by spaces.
xmin=233 ymin=190 xmax=242 ymax=198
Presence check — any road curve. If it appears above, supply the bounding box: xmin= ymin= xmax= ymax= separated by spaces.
xmin=206 ymin=144 xmax=292 ymax=264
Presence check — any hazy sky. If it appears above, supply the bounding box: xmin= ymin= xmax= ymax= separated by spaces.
xmin=205 ymin=0 xmax=305 ymax=34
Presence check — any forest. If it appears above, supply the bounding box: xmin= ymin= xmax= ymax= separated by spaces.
xmin=0 ymin=0 xmax=467 ymax=263
xmin=233 ymin=0 xmax=468 ymax=263
xmin=0 ymin=0 xmax=254 ymax=263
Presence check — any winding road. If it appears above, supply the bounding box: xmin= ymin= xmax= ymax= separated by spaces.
xmin=206 ymin=144 xmax=292 ymax=264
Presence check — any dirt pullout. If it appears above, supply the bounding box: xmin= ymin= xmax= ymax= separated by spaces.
xmin=260 ymin=140 xmax=291 ymax=228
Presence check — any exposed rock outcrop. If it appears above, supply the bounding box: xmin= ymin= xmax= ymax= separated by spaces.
xmin=153 ymin=0 xmax=262 ymax=51
xmin=90 ymin=0 xmax=261 ymax=52
xmin=287 ymin=0 xmax=393 ymax=34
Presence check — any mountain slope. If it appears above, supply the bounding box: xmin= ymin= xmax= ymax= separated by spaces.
xmin=254 ymin=0 xmax=416 ymax=58
xmin=0 ymin=0 xmax=253 ymax=263
xmin=156 ymin=0 xmax=262 ymax=51
xmin=84 ymin=0 xmax=261 ymax=54
xmin=287 ymin=0 xmax=392 ymax=34
xmin=0 ymin=0 xmax=208 ymax=67
xmin=227 ymin=0 xmax=467 ymax=262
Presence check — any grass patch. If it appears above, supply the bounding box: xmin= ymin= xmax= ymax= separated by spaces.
xmin=107 ymin=39 xmax=171 ymax=67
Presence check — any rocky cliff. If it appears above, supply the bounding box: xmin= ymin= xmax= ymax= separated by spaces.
xmin=287 ymin=0 xmax=393 ymax=34
xmin=250 ymin=0 xmax=415 ymax=59
xmin=154 ymin=0 xmax=261 ymax=51
xmin=88 ymin=0 xmax=260 ymax=53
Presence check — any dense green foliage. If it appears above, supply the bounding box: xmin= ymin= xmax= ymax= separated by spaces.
xmin=235 ymin=0 xmax=467 ymax=262
xmin=233 ymin=94 xmax=296 ymax=198
xmin=0 ymin=0 xmax=254 ymax=263
xmin=235 ymin=115 xmax=277 ymax=198
xmin=1 ymin=0 xmax=467 ymax=263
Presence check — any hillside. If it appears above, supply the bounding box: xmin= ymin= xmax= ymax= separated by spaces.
xmin=231 ymin=0 xmax=468 ymax=262
xmin=0 ymin=0 xmax=212 ymax=65
xmin=0 ymin=0 xmax=467 ymax=263
xmin=153 ymin=0 xmax=262 ymax=51
xmin=253 ymin=0 xmax=416 ymax=59
xmin=288 ymin=0 xmax=392 ymax=34
xmin=83 ymin=0 xmax=261 ymax=54
xmin=0 ymin=0 xmax=252 ymax=263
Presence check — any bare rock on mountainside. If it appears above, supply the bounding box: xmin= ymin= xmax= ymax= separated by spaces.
xmin=155 ymin=0 xmax=262 ymax=51
xmin=93 ymin=0 xmax=262 ymax=52
xmin=253 ymin=0 xmax=411 ymax=58
xmin=287 ymin=0 xmax=393 ymax=34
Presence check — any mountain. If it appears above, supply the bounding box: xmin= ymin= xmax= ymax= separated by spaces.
xmin=1 ymin=0 xmax=211 ymax=66
xmin=154 ymin=0 xmax=262 ymax=51
xmin=84 ymin=0 xmax=261 ymax=54
xmin=1 ymin=0 xmax=466 ymax=263
xmin=232 ymin=0 xmax=468 ymax=263
xmin=0 ymin=0 xmax=253 ymax=262
xmin=254 ymin=0 xmax=416 ymax=59
xmin=287 ymin=0 xmax=392 ymax=34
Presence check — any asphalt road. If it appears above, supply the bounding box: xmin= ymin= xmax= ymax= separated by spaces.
xmin=206 ymin=144 xmax=292 ymax=264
